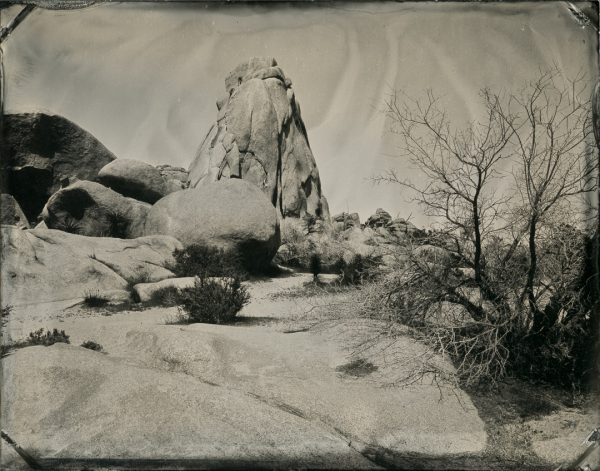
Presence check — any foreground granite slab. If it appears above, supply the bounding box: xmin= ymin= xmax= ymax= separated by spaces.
xmin=1 ymin=276 xmax=487 ymax=469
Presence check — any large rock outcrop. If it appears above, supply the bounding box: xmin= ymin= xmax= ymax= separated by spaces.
xmin=0 ymin=344 xmax=377 ymax=469
xmin=0 ymin=226 xmax=181 ymax=306
xmin=97 ymin=159 xmax=172 ymax=204
xmin=187 ymin=57 xmax=329 ymax=222
xmin=143 ymin=179 xmax=280 ymax=272
xmin=42 ymin=181 xmax=150 ymax=238
xmin=1 ymin=113 xmax=116 ymax=224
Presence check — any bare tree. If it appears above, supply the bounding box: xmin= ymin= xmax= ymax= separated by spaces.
xmin=377 ymin=87 xmax=519 ymax=318
xmin=494 ymin=71 xmax=595 ymax=334
xmin=377 ymin=70 xmax=598 ymax=387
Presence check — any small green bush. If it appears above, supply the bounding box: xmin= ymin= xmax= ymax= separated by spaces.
xmin=176 ymin=277 xmax=250 ymax=324
xmin=172 ymin=244 xmax=247 ymax=279
xmin=83 ymin=290 xmax=110 ymax=307
xmin=81 ymin=340 xmax=104 ymax=352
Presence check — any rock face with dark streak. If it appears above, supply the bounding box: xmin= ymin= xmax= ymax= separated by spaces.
xmin=187 ymin=57 xmax=329 ymax=222
xmin=1 ymin=113 xmax=116 ymax=223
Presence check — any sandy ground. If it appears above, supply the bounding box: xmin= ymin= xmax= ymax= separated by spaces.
xmin=1 ymin=273 xmax=597 ymax=470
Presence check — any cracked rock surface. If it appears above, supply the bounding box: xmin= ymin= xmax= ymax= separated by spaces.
xmin=0 ymin=226 xmax=181 ymax=307
xmin=1 ymin=274 xmax=487 ymax=469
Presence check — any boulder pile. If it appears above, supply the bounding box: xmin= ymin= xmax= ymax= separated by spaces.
xmin=0 ymin=113 xmax=117 ymax=224
xmin=1 ymin=59 xmax=347 ymax=295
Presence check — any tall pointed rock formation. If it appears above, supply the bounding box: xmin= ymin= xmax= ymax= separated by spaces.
xmin=187 ymin=57 xmax=329 ymax=222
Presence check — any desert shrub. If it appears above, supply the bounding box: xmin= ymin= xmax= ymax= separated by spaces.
xmin=27 ymin=328 xmax=70 ymax=346
xmin=371 ymin=227 xmax=599 ymax=390
xmin=1 ymin=328 xmax=71 ymax=356
xmin=375 ymin=74 xmax=600 ymax=392
xmin=83 ymin=289 xmax=110 ymax=307
xmin=176 ymin=277 xmax=250 ymax=324
xmin=335 ymin=253 xmax=381 ymax=285
xmin=1 ymin=305 xmax=13 ymax=328
xmin=148 ymin=285 xmax=181 ymax=307
xmin=280 ymin=218 xmax=308 ymax=245
xmin=277 ymin=231 xmax=348 ymax=274
xmin=275 ymin=220 xmax=309 ymax=268
xmin=81 ymin=340 xmax=104 ymax=352
xmin=172 ymin=244 xmax=247 ymax=279
xmin=104 ymin=209 xmax=130 ymax=238
xmin=54 ymin=216 xmax=82 ymax=234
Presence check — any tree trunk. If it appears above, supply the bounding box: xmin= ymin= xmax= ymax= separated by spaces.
xmin=527 ymin=216 xmax=546 ymax=333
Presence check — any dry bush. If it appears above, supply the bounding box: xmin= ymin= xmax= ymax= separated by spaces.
xmin=82 ymin=289 xmax=110 ymax=307
xmin=175 ymin=277 xmax=250 ymax=324
xmin=173 ymin=244 xmax=247 ymax=279
xmin=373 ymin=72 xmax=598 ymax=390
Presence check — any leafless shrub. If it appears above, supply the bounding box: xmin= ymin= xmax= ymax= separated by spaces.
xmin=374 ymin=70 xmax=598 ymax=389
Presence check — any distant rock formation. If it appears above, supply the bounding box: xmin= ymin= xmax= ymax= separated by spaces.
xmin=364 ymin=208 xmax=425 ymax=240
xmin=1 ymin=226 xmax=180 ymax=306
xmin=187 ymin=57 xmax=329 ymax=223
xmin=365 ymin=208 xmax=392 ymax=228
xmin=1 ymin=113 xmax=116 ymax=223
xmin=332 ymin=212 xmax=361 ymax=232
xmin=143 ymin=179 xmax=280 ymax=272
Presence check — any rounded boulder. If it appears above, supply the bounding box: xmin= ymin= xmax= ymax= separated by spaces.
xmin=42 ymin=180 xmax=150 ymax=238
xmin=97 ymin=159 xmax=168 ymax=204
xmin=143 ymin=179 xmax=280 ymax=272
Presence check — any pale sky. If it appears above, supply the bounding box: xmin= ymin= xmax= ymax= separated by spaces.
xmin=2 ymin=2 xmax=597 ymax=225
